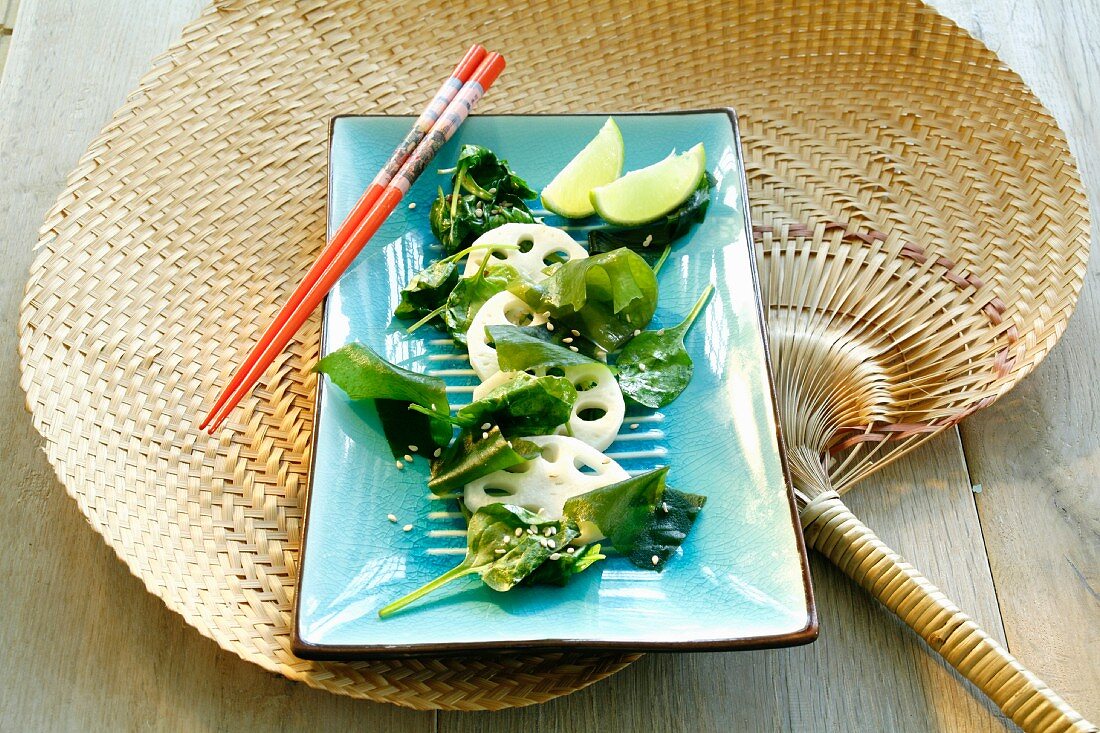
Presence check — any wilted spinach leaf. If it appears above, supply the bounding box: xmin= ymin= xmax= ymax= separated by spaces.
xmin=457 ymin=372 xmax=576 ymax=437
xmin=587 ymin=173 xmax=714 ymax=263
xmin=563 ymin=467 xmax=706 ymax=571
xmin=508 ymin=247 xmax=658 ymax=352
xmin=314 ymin=343 xmax=450 ymax=456
xmin=451 ymin=144 xmax=537 ymax=201
xmin=616 ymin=284 xmax=714 ymax=408
xmin=395 ymin=243 xmax=521 ymax=325
xmin=428 ymin=427 xmax=540 ymax=495
xmin=487 ymin=324 xmax=599 ymax=372
xmin=377 ymin=503 xmax=580 ymax=617
xmin=412 ymin=372 xmax=576 ymax=440
xmin=430 ymin=191 xmax=535 ymax=254
xmin=394 ymin=258 xmax=459 ymax=321
xmin=430 ymin=145 xmax=537 ymax=253
xmin=438 ymin=262 xmax=521 ymax=345
xmin=521 ymin=543 xmax=606 ymax=586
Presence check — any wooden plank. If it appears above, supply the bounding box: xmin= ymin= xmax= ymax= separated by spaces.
xmin=0 ymin=0 xmax=1093 ymax=731
xmin=930 ymin=0 xmax=1100 ymax=720
xmin=0 ymin=36 xmax=10 ymax=78
xmin=0 ymin=2 xmax=429 ymax=730
xmin=0 ymin=0 xmax=18 ymax=78
xmin=441 ymin=433 xmax=1013 ymax=733
xmin=1 ymin=0 xmax=18 ymax=27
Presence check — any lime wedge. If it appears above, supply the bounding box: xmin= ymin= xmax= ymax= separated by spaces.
xmin=590 ymin=143 xmax=706 ymax=226
xmin=541 ymin=118 xmax=624 ymax=219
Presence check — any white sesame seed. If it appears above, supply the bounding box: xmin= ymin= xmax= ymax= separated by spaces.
xmin=502 ymin=535 xmax=511 ymax=544
xmin=403 ymin=453 xmax=413 ymax=462
xmin=408 ymin=444 xmax=418 ymax=452
xmin=638 ymin=363 xmax=647 ymax=371
xmin=601 ymin=458 xmax=611 ymax=464
xmin=642 ymin=234 xmax=654 ymax=247
xmin=570 ymin=329 xmax=580 ymax=336
xmin=529 ymin=525 xmax=538 ymax=534
xmin=433 ymin=448 xmax=442 ymax=458
xmin=630 ymin=423 xmax=640 ymax=430
xmin=562 ymin=337 xmax=574 ymax=343
xmin=549 ymin=526 xmax=557 ymax=535
xmin=515 ymin=527 xmax=523 ymax=537
xmin=395 ymin=460 xmax=404 ymax=470
xmin=387 ymin=513 xmax=398 ymax=523
xmin=651 ymin=555 xmax=660 ymax=565
xmin=566 ymin=547 xmax=576 ymax=554
xmin=482 ymin=431 xmax=490 ymax=440
xmin=569 ymin=346 xmax=579 ymax=352
xmin=547 ymin=539 xmax=557 ymax=549
xmin=403 ymin=524 xmax=414 ymax=532
xmin=633 ymin=329 xmax=641 ymax=336
xmin=661 ymin=501 xmax=669 ymax=513
xmin=481 ymin=422 xmax=492 ymax=430
xmin=495 ymin=548 xmax=506 ymax=554
xmin=546 ymin=323 xmax=555 ymax=331
xmin=549 ymin=553 xmax=562 ymax=561
xmin=408 ymin=202 xmax=417 ymax=209
xmin=543 ymin=527 xmax=554 ymax=537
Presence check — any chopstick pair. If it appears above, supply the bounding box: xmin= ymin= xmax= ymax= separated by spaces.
xmin=201 ymin=45 xmax=505 ymax=432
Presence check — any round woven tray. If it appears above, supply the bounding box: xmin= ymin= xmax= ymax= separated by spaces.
xmin=18 ymin=0 xmax=1088 ymax=712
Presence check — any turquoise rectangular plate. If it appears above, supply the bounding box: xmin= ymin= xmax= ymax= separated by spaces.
xmin=294 ymin=111 xmax=816 ymax=658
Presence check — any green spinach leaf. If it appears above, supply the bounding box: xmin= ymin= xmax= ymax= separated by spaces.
xmin=508 ymin=247 xmax=658 ymax=352
xmin=412 ymin=372 xmax=576 ymax=439
xmin=428 ymin=427 xmax=539 ymax=495
xmin=616 ymin=284 xmax=714 ymax=408
xmin=314 ymin=343 xmax=450 ymax=456
xmin=438 ymin=262 xmax=521 ymax=345
xmin=521 ymin=543 xmax=606 ymax=586
xmin=487 ymin=325 xmax=599 ymax=372
xmin=378 ymin=504 xmax=579 ymax=617
xmin=563 ymin=467 xmax=706 ymax=571
xmin=429 ymin=145 xmax=537 ymax=253
xmin=456 ymin=372 xmax=576 ymax=437
xmin=394 ymin=258 xmax=459 ymax=321
xmin=430 ymin=191 xmax=535 ymax=254
xmin=451 ymin=144 xmax=537 ymax=201
xmin=587 ymin=173 xmax=714 ymax=263
xmin=394 ymin=243 xmax=521 ymax=324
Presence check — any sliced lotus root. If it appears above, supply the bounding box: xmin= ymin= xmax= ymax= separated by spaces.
xmin=464 ymin=435 xmax=629 ymax=543
xmin=463 ymin=223 xmax=587 ymax=280
xmin=474 ymin=364 xmax=624 ymax=451
xmin=466 ymin=291 xmax=548 ymax=380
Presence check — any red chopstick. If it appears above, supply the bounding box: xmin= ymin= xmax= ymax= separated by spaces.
xmin=200 ymin=45 xmax=487 ymax=430
xmin=203 ymin=51 xmax=507 ymax=432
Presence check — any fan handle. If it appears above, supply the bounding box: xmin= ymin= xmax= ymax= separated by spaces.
xmin=801 ymin=492 xmax=1096 ymax=733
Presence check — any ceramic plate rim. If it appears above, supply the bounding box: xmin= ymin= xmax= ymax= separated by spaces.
xmin=293 ymin=109 xmax=817 ymax=660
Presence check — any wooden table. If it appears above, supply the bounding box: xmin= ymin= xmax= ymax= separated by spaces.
xmin=0 ymin=1 xmax=1095 ymax=730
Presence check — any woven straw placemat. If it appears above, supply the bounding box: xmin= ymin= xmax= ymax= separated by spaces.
xmin=18 ymin=0 xmax=1088 ymax=711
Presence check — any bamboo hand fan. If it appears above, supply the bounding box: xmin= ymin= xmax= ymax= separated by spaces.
xmin=756 ymin=221 xmax=1094 ymax=733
